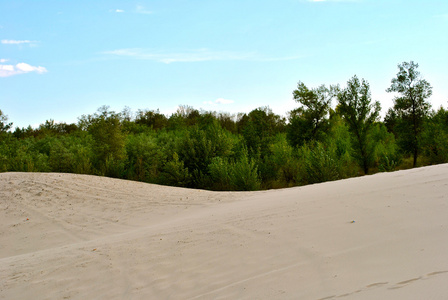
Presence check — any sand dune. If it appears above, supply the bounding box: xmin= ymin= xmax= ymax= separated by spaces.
xmin=1 ymin=165 xmax=448 ymax=299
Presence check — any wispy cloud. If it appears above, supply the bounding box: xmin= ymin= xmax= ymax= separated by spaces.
xmin=136 ymin=5 xmax=152 ymax=14
xmin=1 ymin=39 xmax=39 ymax=47
xmin=1 ymin=39 xmax=33 ymax=44
xmin=103 ymin=48 xmax=301 ymax=64
xmin=110 ymin=5 xmax=151 ymax=14
xmin=0 ymin=58 xmax=8 ymax=63
xmin=0 ymin=62 xmax=47 ymax=77
xmin=204 ymin=98 xmax=235 ymax=106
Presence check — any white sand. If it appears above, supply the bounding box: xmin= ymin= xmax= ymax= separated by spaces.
xmin=1 ymin=164 xmax=448 ymax=299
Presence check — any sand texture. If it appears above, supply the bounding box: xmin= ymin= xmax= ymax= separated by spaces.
xmin=1 ymin=164 xmax=448 ymax=299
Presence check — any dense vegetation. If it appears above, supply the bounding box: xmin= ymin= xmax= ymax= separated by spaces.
xmin=1 ymin=61 xmax=447 ymax=191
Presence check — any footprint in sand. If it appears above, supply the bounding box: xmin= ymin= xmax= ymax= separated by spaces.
xmin=366 ymin=282 xmax=388 ymax=288
xmin=388 ymin=277 xmax=421 ymax=289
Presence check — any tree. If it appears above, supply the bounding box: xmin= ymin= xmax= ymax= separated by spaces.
xmin=287 ymin=82 xmax=336 ymax=147
xmin=386 ymin=61 xmax=432 ymax=167
xmin=239 ymin=107 xmax=285 ymax=156
xmin=337 ymin=76 xmax=381 ymax=174
xmin=81 ymin=106 xmax=127 ymax=175
xmin=135 ymin=109 xmax=168 ymax=130
xmin=422 ymin=107 xmax=448 ymax=164
xmin=0 ymin=109 xmax=13 ymax=133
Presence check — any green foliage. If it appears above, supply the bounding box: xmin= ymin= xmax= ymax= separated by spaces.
xmin=125 ymin=133 xmax=164 ymax=182
xmin=49 ymin=138 xmax=75 ymax=173
xmin=160 ymin=152 xmax=191 ymax=187
xmin=368 ymin=123 xmax=401 ymax=172
xmin=0 ymin=109 xmax=13 ymax=134
xmin=337 ymin=76 xmax=381 ymax=174
xmin=230 ymin=150 xmax=261 ymax=191
xmin=208 ymin=149 xmax=261 ymax=191
xmin=288 ymin=82 xmax=336 ymax=147
xmin=104 ymin=155 xmax=126 ymax=178
xmin=135 ymin=109 xmax=168 ymax=130
xmin=386 ymin=61 xmax=432 ymax=167
xmin=7 ymin=138 xmax=50 ymax=172
xmin=208 ymin=157 xmax=233 ymax=190
xmin=83 ymin=107 xmax=127 ymax=174
xmin=239 ymin=107 xmax=285 ymax=157
xmin=260 ymin=134 xmax=300 ymax=187
xmin=422 ymin=107 xmax=448 ymax=164
xmin=177 ymin=121 xmax=235 ymax=187
xmin=299 ymin=142 xmax=342 ymax=184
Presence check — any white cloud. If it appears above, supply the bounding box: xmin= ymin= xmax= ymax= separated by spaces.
xmin=203 ymin=98 xmax=235 ymax=106
xmin=215 ymin=98 xmax=234 ymax=104
xmin=1 ymin=39 xmax=33 ymax=44
xmin=0 ymin=58 xmax=8 ymax=63
xmin=0 ymin=62 xmax=47 ymax=77
xmin=103 ymin=48 xmax=251 ymax=63
xmin=103 ymin=48 xmax=301 ymax=64
xmin=136 ymin=5 xmax=152 ymax=14
xmin=115 ymin=9 xmax=125 ymax=13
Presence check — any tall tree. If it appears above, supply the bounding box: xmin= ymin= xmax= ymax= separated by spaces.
xmin=337 ymin=76 xmax=381 ymax=174
xmin=0 ymin=109 xmax=12 ymax=133
xmin=287 ymin=82 xmax=336 ymax=147
xmin=80 ymin=106 xmax=126 ymax=174
xmin=386 ymin=61 xmax=432 ymax=167
xmin=239 ymin=107 xmax=285 ymax=156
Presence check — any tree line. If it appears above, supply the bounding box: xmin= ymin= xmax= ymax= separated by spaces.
xmin=1 ymin=61 xmax=447 ymax=191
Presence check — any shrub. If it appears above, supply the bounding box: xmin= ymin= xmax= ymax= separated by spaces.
xmin=299 ymin=142 xmax=341 ymax=184
xmin=208 ymin=150 xmax=261 ymax=191
xmin=160 ymin=153 xmax=192 ymax=187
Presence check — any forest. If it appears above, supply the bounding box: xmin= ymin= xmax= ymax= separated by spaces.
xmin=1 ymin=61 xmax=447 ymax=191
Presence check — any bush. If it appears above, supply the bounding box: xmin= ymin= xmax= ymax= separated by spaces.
xmin=9 ymin=139 xmax=50 ymax=172
xmin=208 ymin=150 xmax=261 ymax=191
xmin=261 ymin=134 xmax=300 ymax=187
xmin=159 ymin=153 xmax=191 ymax=187
xmin=125 ymin=133 xmax=164 ymax=182
xmin=369 ymin=123 xmax=401 ymax=172
xmin=230 ymin=151 xmax=261 ymax=191
xmin=299 ymin=142 xmax=341 ymax=184
xmin=177 ymin=122 xmax=235 ymax=187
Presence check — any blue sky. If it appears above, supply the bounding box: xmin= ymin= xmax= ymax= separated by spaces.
xmin=1 ymin=0 xmax=447 ymax=128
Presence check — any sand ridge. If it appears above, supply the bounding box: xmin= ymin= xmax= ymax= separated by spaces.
xmin=1 ymin=165 xmax=448 ymax=299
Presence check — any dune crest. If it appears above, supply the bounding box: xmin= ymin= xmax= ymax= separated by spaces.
xmin=1 ymin=165 xmax=448 ymax=299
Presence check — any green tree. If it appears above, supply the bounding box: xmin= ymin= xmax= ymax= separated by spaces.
xmin=239 ymin=107 xmax=285 ymax=156
xmin=337 ymin=76 xmax=381 ymax=174
xmin=386 ymin=61 xmax=432 ymax=167
xmin=81 ymin=106 xmax=127 ymax=175
xmin=287 ymin=82 xmax=336 ymax=147
xmin=0 ymin=109 xmax=13 ymax=136
xmin=125 ymin=133 xmax=165 ymax=182
xmin=208 ymin=149 xmax=261 ymax=191
xmin=422 ymin=107 xmax=448 ymax=164
xmin=135 ymin=109 xmax=168 ymax=130
xmin=299 ymin=142 xmax=342 ymax=184
xmin=177 ymin=121 xmax=235 ymax=188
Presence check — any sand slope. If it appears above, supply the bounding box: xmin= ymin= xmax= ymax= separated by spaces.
xmin=1 ymin=165 xmax=448 ymax=299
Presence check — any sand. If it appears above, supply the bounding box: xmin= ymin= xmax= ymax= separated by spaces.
xmin=1 ymin=164 xmax=448 ymax=299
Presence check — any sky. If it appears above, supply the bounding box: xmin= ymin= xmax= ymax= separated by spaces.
xmin=1 ymin=0 xmax=447 ymax=129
